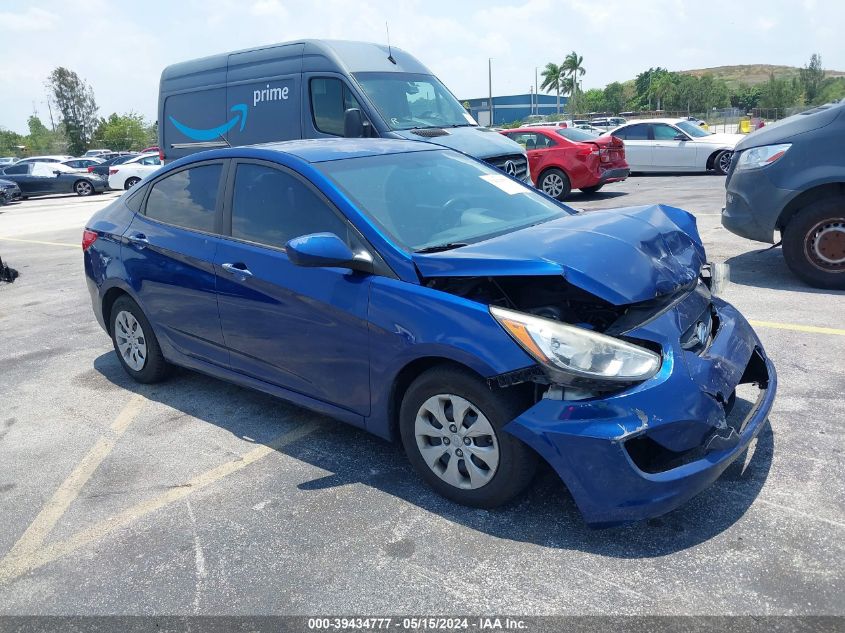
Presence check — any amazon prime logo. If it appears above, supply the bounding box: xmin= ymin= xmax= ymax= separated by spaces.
xmin=503 ymin=160 xmax=517 ymax=176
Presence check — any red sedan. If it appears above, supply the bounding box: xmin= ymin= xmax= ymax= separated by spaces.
xmin=500 ymin=127 xmax=629 ymax=200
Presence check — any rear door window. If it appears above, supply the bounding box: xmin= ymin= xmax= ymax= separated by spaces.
xmin=230 ymin=162 xmax=348 ymax=249
xmin=144 ymin=164 xmax=223 ymax=233
xmin=615 ymin=123 xmax=650 ymax=140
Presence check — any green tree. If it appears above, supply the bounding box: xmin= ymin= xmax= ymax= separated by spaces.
xmin=816 ymin=77 xmax=845 ymax=104
xmin=652 ymin=73 xmax=675 ymax=110
xmin=731 ymin=83 xmax=762 ymax=111
xmin=25 ymin=115 xmax=67 ymax=153
xmin=603 ymin=82 xmax=625 ymax=114
xmin=759 ymin=72 xmax=802 ymax=110
xmin=799 ymin=53 xmax=825 ymax=104
xmin=580 ymin=88 xmax=606 ymax=113
xmin=46 ymin=67 xmax=98 ymax=155
xmin=93 ymin=113 xmax=150 ymax=151
xmin=634 ymin=67 xmax=668 ymax=109
xmin=562 ymin=51 xmax=585 ymax=113
xmin=0 ymin=128 xmax=25 ymax=155
xmin=540 ymin=62 xmax=565 ymax=113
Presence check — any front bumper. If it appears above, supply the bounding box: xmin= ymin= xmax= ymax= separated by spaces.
xmin=1 ymin=186 xmax=21 ymax=201
xmin=722 ymin=166 xmax=795 ymax=243
xmin=505 ymin=297 xmax=776 ymax=525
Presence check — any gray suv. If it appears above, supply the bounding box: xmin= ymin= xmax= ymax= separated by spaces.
xmin=722 ymin=100 xmax=845 ymax=289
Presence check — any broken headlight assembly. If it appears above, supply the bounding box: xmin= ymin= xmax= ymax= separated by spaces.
xmin=490 ymin=306 xmax=661 ymax=384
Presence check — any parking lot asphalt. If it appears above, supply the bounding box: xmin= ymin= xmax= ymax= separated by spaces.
xmin=0 ymin=177 xmax=843 ymax=616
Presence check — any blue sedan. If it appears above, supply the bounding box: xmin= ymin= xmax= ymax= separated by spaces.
xmin=83 ymin=139 xmax=776 ymax=525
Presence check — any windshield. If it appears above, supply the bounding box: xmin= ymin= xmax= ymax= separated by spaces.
xmin=317 ymin=150 xmax=570 ymax=251
xmin=676 ymin=121 xmax=712 ymax=137
xmin=354 ymin=72 xmax=477 ymax=131
xmin=557 ymin=128 xmax=599 ymax=142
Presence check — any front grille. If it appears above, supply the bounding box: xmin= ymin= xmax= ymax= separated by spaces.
xmin=680 ymin=305 xmax=718 ymax=354
xmin=485 ymin=154 xmax=529 ymax=180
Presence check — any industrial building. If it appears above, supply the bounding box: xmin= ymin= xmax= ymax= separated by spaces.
xmin=462 ymin=93 xmax=567 ymax=126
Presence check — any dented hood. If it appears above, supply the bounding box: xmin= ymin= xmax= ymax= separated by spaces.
xmin=412 ymin=204 xmax=705 ymax=306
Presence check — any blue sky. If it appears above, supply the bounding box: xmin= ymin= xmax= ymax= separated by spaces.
xmin=1 ymin=0 xmax=842 ymax=134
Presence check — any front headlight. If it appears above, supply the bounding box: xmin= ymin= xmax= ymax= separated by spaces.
xmin=735 ymin=143 xmax=791 ymax=171
xmin=490 ymin=306 xmax=661 ymax=383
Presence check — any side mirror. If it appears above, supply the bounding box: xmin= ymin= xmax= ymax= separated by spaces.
xmin=286 ymin=232 xmax=361 ymax=270
xmin=673 ymin=133 xmax=688 ymax=141
xmin=53 ymin=170 xmax=62 ymax=176
xmin=343 ymin=108 xmax=365 ymax=138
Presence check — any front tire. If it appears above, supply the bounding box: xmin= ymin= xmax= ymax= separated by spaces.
xmin=782 ymin=198 xmax=845 ymax=289
xmin=399 ymin=366 xmax=537 ymax=508
xmin=714 ymin=150 xmax=732 ymax=175
xmin=110 ymin=295 xmax=171 ymax=383
xmin=539 ymin=168 xmax=571 ymax=200
xmin=74 ymin=180 xmax=94 ymax=196
xmin=124 ymin=177 xmax=141 ymax=190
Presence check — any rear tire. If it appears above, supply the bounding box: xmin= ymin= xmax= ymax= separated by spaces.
xmin=74 ymin=180 xmax=94 ymax=196
xmin=399 ymin=366 xmax=537 ymax=508
xmin=539 ymin=168 xmax=571 ymax=200
xmin=580 ymin=184 xmax=604 ymax=194
xmin=110 ymin=295 xmax=171 ymax=383
xmin=782 ymin=198 xmax=845 ymax=289
xmin=124 ymin=177 xmax=141 ymax=190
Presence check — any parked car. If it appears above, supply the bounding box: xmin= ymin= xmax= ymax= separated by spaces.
xmin=62 ymin=158 xmax=104 ymax=173
xmin=590 ymin=116 xmax=627 ymax=128
xmin=500 ymin=126 xmax=628 ymax=199
xmin=0 ymin=157 xmax=19 ymax=167
xmin=723 ymin=100 xmax=845 ymax=289
xmin=89 ymin=154 xmax=140 ymax=182
xmin=16 ymin=155 xmax=73 ymax=165
xmin=605 ymin=119 xmax=742 ymax=174
xmin=83 ymin=149 xmax=112 ymax=157
xmin=83 ymin=138 xmax=776 ymax=525
xmin=520 ymin=121 xmax=567 ymax=128
xmin=0 ymin=162 xmax=106 ymax=197
xmin=140 ymin=146 xmax=159 ymax=155
xmin=107 ymin=153 xmax=162 ymax=190
xmin=0 ymin=178 xmax=22 ymax=203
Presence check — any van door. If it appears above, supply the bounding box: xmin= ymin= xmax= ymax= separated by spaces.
xmin=303 ymin=73 xmax=374 ymax=138
xmin=161 ymin=64 xmax=228 ymax=161
xmin=226 ymin=44 xmax=303 ymax=146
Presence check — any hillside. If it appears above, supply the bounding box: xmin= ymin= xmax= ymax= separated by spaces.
xmin=679 ymin=64 xmax=845 ymax=87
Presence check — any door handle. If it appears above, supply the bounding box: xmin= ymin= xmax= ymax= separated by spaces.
xmin=127 ymin=232 xmax=149 ymax=248
xmin=221 ymin=262 xmax=253 ymax=278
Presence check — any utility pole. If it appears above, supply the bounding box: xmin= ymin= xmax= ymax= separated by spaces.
xmin=535 ymin=66 xmax=539 ymax=115
xmin=488 ymin=58 xmax=494 ymax=126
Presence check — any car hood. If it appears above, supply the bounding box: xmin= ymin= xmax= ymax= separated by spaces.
xmin=392 ymin=126 xmax=525 ymax=160
xmin=736 ymin=102 xmax=843 ymax=150
xmin=696 ymin=132 xmax=744 ymax=147
xmin=412 ymin=204 xmax=705 ymax=306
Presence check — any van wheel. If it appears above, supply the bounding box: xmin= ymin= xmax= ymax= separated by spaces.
xmin=539 ymin=168 xmax=571 ymax=200
xmin=124 ymin=177 xmax=141 ymax=190
xmin=782 ymin=197 xmax=845 ymax=289
xmin=110 ymin=295 xmax=171 ymax=383
xmin=399 ymin=366 xmax=537 ymax=508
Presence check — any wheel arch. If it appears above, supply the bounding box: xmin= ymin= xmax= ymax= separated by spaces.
xmin=705 ymin=148 xmax=732 ymax=171
xmin=776 ymin=182 xmax=845 ymax=232
xmin=101 ymin=285 xmax=133 ymax=335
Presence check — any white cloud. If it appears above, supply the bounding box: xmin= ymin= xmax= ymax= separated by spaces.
xmin=0 ymin=6 xmax=59 ymax=31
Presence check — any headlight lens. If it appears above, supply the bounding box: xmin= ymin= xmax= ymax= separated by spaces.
xmin=735 ymin=143 xmax=791 ymax=171
xmin=490 ymin=306 xmax=661 ymax=382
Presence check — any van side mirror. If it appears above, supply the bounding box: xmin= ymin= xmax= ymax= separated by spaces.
xmin=343 ymin=108 xmax=365 ymax=138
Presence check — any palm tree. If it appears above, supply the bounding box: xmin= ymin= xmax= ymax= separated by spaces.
xmin=563 ymin=51 xmax=585 ymax=114
xmin=540 ymin=62 xmax=564 ymax=113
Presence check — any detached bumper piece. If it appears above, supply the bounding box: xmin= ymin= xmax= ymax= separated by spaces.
xmin=505 ymin=297 xmax=777 ymax=525
xmin=598 ymin=167 xmax=630 ymax=184
xmin=0 ymin=256 xmax=19 ymax=283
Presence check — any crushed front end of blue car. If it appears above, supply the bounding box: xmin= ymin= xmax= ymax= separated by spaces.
xmin=414 ymin=203 xmax=776 ymax=525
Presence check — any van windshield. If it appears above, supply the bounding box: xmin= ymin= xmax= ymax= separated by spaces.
xmin=354 ymin=72 xmax=477 ymax=131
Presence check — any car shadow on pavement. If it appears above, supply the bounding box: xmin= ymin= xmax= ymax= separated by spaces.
xmin=93 ymin=351 xmax=773 ymax=558
xmin=725 ymin=246 xmax=845 ymax=295
xmin=567 ymin=191 xmax=627 ymax=202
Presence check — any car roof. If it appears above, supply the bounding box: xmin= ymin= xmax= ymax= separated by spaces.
xmin=617 ymin=118 xmax=685 ymax=125
xmin=244 ymin=138 xmax=440 ymax=163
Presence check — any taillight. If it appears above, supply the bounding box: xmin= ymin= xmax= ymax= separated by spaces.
xmin=159 ymin=149 xmax=165 ymax=162
xmin=82 ymin=229 xmax=98 ymax=251
xmin=87 ymin=166 xmax=94 ymax=172
xmin=599 ymin=148 xmax=610 ymax=163
xmin=109 ymin=168 xmax=119 ymax=175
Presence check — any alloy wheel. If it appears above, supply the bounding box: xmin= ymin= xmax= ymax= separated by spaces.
xmin=542 ymin=173 xmax=565 ymax=197
xmin=114 ymin=310 xmax=147 ymax=371
xmin=76 ymin=181 xmax=93 ymax=196
xmin=718 ymin=151 xmax=732 ymax=174
xmin=414 ymin=394 xmax=500 ymax=490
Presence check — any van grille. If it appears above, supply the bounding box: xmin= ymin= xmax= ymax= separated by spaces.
xmin=485 ymin=154 xmax=529 ymax=180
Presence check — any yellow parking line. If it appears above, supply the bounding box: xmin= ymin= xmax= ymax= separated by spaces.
xmin=0 ymin=418 xmax=320 ymax=584
xmin=749 ymin=320 xmax=845 ymax=336
xmin=0 ymin=394 xmax=146 ymax=582
xmin=0 ymin=236 xmax=81 ymax=248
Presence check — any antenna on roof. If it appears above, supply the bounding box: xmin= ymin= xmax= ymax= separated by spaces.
xmin=386 ymin=22 xmax=396 ymax=65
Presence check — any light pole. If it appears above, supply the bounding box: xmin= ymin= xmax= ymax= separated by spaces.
xmin=488 ymin=58 xmax=493 ymax=126
xmin=534 ymin=66 xmax=539 ymax=115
